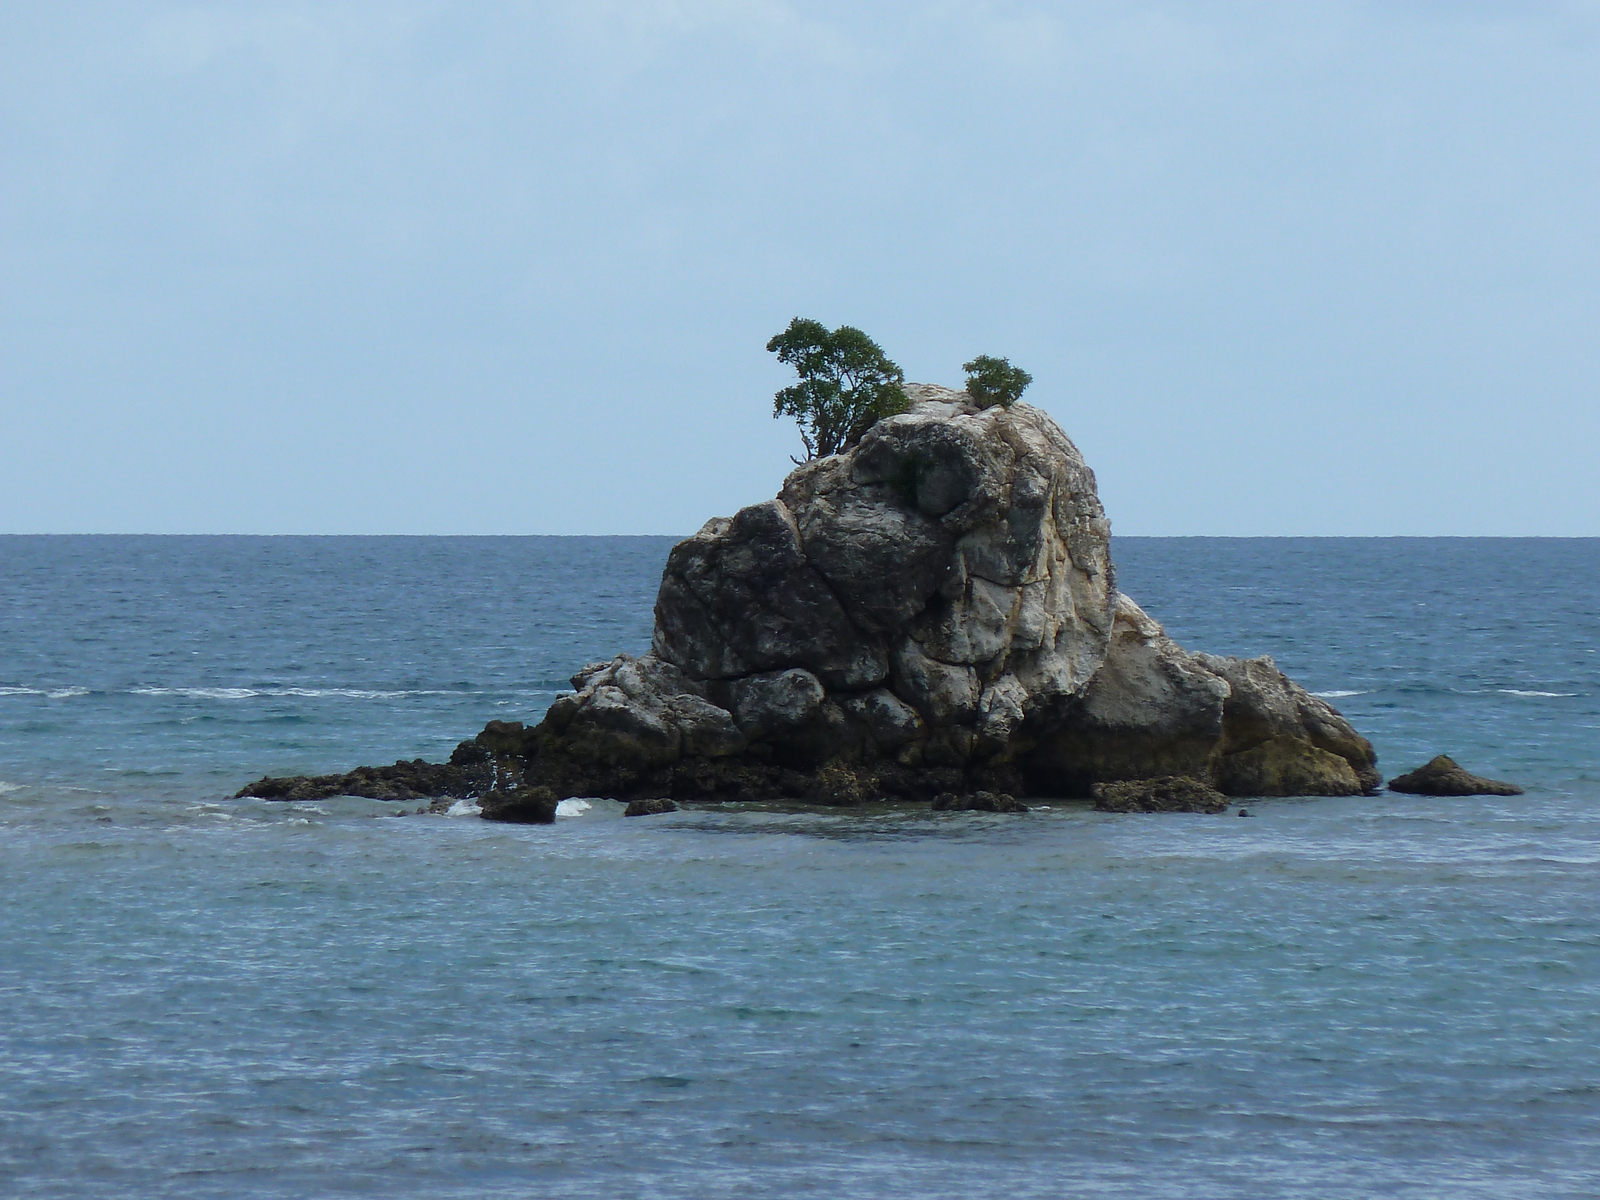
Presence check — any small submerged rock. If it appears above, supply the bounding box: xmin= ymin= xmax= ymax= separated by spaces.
xmin=931 ymin=790 xmax=1028 ymax=813
xmin=624 ymin=797 xmax=679 ymax=817
xmin=1091 ymin=776 xmax=1228 ymax=814
xmin=1387 ymin=755 xmax=1523 ymax=797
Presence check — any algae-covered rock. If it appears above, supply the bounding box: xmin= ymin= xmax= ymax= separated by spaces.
xmin=1092 ymin=777 xmax=1228 ymax=814
xmin=1388 ymin=755 xmax=1523 ymax=796
xmin=931 ymin=790 xmax=1028 ymax=813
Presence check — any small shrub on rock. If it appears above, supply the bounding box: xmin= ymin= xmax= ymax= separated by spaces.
xmin=768 ymin=318 xmax=909 ymax=460
xmin=962 ymin=355 xmax=1032 ymax=409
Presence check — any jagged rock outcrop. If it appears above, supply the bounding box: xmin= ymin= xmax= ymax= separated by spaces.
xmin=1388 ymin=755 xmax=1522 ymax=796
xmin=236 ymin=384 xmax=1379 ymax=809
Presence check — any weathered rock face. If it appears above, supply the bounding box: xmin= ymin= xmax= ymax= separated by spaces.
xmin=1025 ymin=594 xmax=1381 ymax=797
xmin=512 ymin=386 xmax=1379 ymax=803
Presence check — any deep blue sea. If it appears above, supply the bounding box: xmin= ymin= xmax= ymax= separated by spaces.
xmin=3 ymin=536 xmax=1598 ymax=1198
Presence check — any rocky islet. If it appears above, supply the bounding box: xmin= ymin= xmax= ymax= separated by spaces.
xmin=238 ymin=384 xmax=1382 ymax=814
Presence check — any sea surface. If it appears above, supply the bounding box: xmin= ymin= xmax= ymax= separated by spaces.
xmin=2 ymin=535 xmax=1598 ymax=1198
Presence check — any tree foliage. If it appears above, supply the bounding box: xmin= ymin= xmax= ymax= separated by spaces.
xmin=767 ymin=318 xmax=908 ymax=461
xmin=962 ymin=355 xmax=1032 ymax=409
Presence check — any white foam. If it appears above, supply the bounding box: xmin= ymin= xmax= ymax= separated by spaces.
xmin=1500 ymin=689 xmax=1578 ymax=698
xmin=262 ymin=687 xmax=452 ymax=699
xmin=0 ymin=781 xmax=21 ymax=795
xmin=0 ymin=687 xmax=45 ymax=696
xmin=47 ymin=687 xmax=89 ymax=699
xmin=445 ymin=799 xmax=482 ymax=817
xmin=131 ymin=687 xmax=260 ymax=699
xmin=1313 ymin=690 xmax=1370 ymax=699
xmin=556 ymin=798 xmax=592 ymax=818
xmin=0 ymin=686 xmax=90 ymax=698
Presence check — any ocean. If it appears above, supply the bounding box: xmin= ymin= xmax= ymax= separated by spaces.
xmin=2 ymin=535 xmax=1597 ymax=1198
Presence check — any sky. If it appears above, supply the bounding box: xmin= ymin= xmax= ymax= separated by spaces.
xmin=2 ymin=1 xmax=1597 ymax=536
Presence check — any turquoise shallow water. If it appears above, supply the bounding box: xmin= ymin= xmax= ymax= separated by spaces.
xmin=2 ymin=536 xmax=1598 ymax=1198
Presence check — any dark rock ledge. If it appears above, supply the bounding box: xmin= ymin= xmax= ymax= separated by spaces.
xmin=236 ymin=385 xmax=1380 ymax=815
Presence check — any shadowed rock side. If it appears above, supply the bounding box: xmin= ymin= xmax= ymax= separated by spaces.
xmin=236 ymin=385 xmax=1379 ymax=809
xmin=1388 ymin=755 xmax=1523 ymax=796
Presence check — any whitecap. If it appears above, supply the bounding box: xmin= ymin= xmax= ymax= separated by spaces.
xmin=0 ymin=687 xmax=44 ymax=696
xmin=47 ymin=687 xmax=89 ymax=699
xmin=259 ymin=687 xmax=453 ymax=699
xmin=1313 ymin=690 xmax=1370 ymax=699
xmin=1500 ymin=689 xmax=1578 ymax=698
xmin=556 ymin=798 xmax=592 ymax=818
xmin=0 ymin=781 xmax=22 ymax=795
xmin=445 ymin=799 xmax=482 ymax=817
xmin=131 ymin=687 xmax=259 ymax=699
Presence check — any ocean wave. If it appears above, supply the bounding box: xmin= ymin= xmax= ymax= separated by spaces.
xmin=1313 ymin=690 xmax=1370 ymax=699
xmin=5 ymin=684 xmax=484 ymax=701
xmin=1500 ymin=689 xmax=1578 ymax=698
xmin=0 ymin=781 xmax=21 ymax=795
xmin=556 ymin=798 xmax=593 ymax=818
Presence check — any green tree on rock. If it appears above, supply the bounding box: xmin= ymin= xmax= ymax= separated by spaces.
xmin=962 ymin=355 xmax=1032 ymax=408
xmin=767 ymin=318 xmax=909 ymax=461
